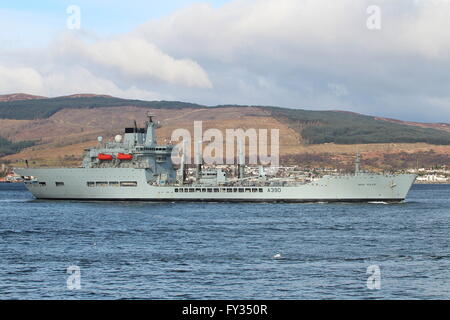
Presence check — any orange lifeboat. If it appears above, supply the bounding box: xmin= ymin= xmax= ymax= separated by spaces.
xmin=98 ymin=153 xmax=113 ymax=161
xmin=117 ymin=153 xmax=133 ymax=161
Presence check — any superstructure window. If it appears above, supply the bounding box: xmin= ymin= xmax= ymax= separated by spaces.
xmin=109 ymin=182 xmax=119 ymax=187
xmin=39 ymin=182 xmax=46 ymax=186
xmin=120 ymin=181 xmax=138 ymax=187
xmin=87 ymin=182 xmax=95 ymax=187
xmin=96 ymin=182 xmax=108 ymax=187
xmin=55 ymin=182 xmax=64 ymax=187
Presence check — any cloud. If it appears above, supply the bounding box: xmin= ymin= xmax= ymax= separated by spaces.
xmin=42 ymin=66 xmax=168 ymax=100
xmin=0 ymin=30 xmax=212 ymax=99
xmin=0 ymin=64 xmax=168 ymax=101
xmin=1 ymin=0 xmax=450 ymax=122
xmin=0 ymin=65 xmax=44 ymax=94
xmin=133 ymin=0 xmax=450 ymax=121
xmin=53 ymin=34 xmax=212 ymax=88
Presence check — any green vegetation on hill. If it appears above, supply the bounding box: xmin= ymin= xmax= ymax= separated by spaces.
xmin=268 ymin=107 xmax=450 ymax=145
xmin=0 ymin=96 xmax=204 ymax=120
xmin=0 ymin=136 xmax=36 ymax=157
xmin=1 ymin=96 xmax=450 ymax=145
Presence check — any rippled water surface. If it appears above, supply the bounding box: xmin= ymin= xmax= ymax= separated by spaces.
xmin=0 ymin=183 xmax=448 ymax=299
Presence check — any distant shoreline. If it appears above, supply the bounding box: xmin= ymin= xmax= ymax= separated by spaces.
xmin=414 ymin=181 xmax=450 ymax=184
xmin=1 ymin=181 xmax=450 ymax=185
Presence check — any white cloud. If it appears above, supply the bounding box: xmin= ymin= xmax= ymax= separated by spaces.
xmin=1 ymin=0 xmax=450 ymax=121
xmin=0 ymin=64 xmax=167 ymax=101
xmin=53 ymin=34 xmax=212 ymax=88
xmin=42 ymin=66 xmax=168 ymax=100
xmin=0 ymin=65 xmax=44 ymax=94
xmin=133 ymin=0 xmax=450 ymax=120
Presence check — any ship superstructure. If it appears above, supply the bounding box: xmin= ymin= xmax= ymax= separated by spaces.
xmin=17 ymin=114 xmax=417 ymax=202
xmin=80 ymin=114 xmax=177 ymax=186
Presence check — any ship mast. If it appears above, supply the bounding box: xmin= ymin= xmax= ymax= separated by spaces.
xmin=238 ymin=139 xmax=245 ymax=179
xmin=145 ymin=112 xmax=156 ymax=146
xmin=195 ymin=140 xmax=202 ymax=181
xmin=180 ymin=140 xmax=187 ymax=185
xmin=355 ymin=153 xmax=361 ymax=175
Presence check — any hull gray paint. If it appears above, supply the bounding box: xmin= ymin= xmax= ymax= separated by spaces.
xmin=17 ymin=167 xmax=417 ymax=203
xmin=33 ymin=198 xmax=404 ymax=203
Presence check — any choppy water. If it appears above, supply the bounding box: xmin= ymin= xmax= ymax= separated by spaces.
xmin=0 ymin=183 xmax=448 ymax=299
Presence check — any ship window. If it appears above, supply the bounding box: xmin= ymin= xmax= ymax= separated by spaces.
xmin=195 ymin=188 xmax=201 ymax=192
xmin=174 ymin=188 xmax=178 ymax=193
xmin=189 ymin=188 xmax=194 ymax=193
xmin=207 ymin=188 xmax=212 ymax=192
xmin=87 ymin=182 xmax=95 ymax=187
xmin=245 ymin=188 xmax=251 ymax=192
xmin=227 ymin=188 xmax=232 ymax=193
xmin=220 ymin=188 xmax=226 ymax=192
xmin=201 ymin=188 xmax=206 ymax=192
xmin=233 ymin=188 xmax=237 ymax=192
xmin=259 ymin=188 xmax=263 ymax=192
xmin=109 ymin=182 xmax=119 ymax=187
xmin=55 ymin=182 xmax=64 ymax=187
xmin=239 ymin=188 xmax=244 ymax=193
xmin=96 ymin=181 xmax=108 ymax=187
xmin=120 ymin=181 xmax=137 ymax=187
xmin=39 ymin=182 xmax=46 ymax=186
xmin=252 ymin=188 xmax=257 ymax=192
xmin=214 ymin=188 xmax=219 ymax=193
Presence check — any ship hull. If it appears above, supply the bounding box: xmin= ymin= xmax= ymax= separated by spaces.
xmin=16 ymin=168 xmax=417 ymax=203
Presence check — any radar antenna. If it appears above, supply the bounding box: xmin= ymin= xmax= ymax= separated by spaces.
xmin=147 ymin=112 xmax=155 ymax=123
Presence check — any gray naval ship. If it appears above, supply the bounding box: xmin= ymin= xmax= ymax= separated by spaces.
xmin=17 ymin=114 xmax=417 ymax=202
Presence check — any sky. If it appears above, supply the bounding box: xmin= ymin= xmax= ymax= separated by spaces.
xmin=1 ymin=0 xmax=450 ymax=122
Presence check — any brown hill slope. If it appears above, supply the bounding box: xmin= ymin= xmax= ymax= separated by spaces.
xmin=2 ymin=105 xmax=450 ymax=169
xmin=374 ymin=117 xmax=450 ymax=133
xmin=0 ymin=93 xmax=46 ymax=102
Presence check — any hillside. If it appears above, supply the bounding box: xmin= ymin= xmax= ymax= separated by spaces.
xmin=0 ymin=95 xmax=205 ymax=120
xmin=1 ymin=93 xmax=450 ymax=168
xmin=1 ymin=95 xmax=450 ymax=146
xmin=0 ymin=93 xmax=47 ymax=102
xmin=267 ymin=107 xmax=450 ymax=145
xmin=0 ymin=136 xmax=35 ymax=157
